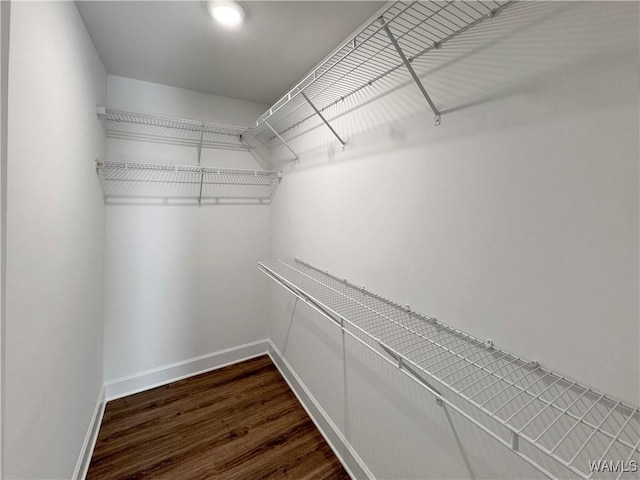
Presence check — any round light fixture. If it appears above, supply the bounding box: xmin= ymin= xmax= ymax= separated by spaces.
xmin=206 ymin=1 xmax=247 ymax=28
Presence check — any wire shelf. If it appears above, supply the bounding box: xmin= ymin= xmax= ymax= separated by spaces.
xmin=96 ymin=161 xmax=281 ymax=205
xmin=259 ymin=259 xmax=639 ymax=479
xmin=98 ymin=107 xmax=249 ymax=150
xmin=247 ymin=0 xmax=513 ymax=140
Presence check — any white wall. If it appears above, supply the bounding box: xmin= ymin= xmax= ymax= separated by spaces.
xmin=5 ymin=2 xmax=106 ymax=478
xmin=103 ymin=76 xmax=271 ymax=382
xmin=0 ymin=2 xmax=9 ymax=477
xmin=268 ymin=2 xmax=639 ymax=478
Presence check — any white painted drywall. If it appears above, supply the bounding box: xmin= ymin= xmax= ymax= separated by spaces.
xmin=268 ymin=2 xmax=639 ymax=478
xmin=0 ymin=2 xmax=9 ymax=477
xmin=103 ymin=76 xmax=271 ymax=382
xmin=5 ymin=2 xmax=106 ymax=478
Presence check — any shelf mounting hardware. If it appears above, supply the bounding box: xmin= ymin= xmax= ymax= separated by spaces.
xmin=197 ymin=124 xmax=205 ymax=204
xmin=381 ymin=16 xmax=441 ymax=126
xmin=198 ymin=168 xmax=204 ymax=205
xmin=197 ymin=124 xmax=205 ymax=165
xmin=265 ymin=121 xmax=299 ymax=161
xmin=511 ymin=432 xmax=520 ymax=451
xmin=300 ymin=91 xmax=346 ymax=150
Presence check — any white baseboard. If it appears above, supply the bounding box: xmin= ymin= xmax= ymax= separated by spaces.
xmin=267 ymin=341 xmax=373 ymax=480
xmin=74 ymin=384 xmax=106 ymax=480
xmin=88 ymin=339 xmax=368 ymax=480
xmin=104 ymin=339 xmax=269 ymax=401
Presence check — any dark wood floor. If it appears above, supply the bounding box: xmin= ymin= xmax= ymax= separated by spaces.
xmin=87 ymin=355 xmax=349 ymax=480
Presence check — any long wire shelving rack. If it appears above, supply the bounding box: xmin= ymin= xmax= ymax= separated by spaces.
xmin=96 ymin=161 xmax=281 ymax=205
xmin=246 ymin=0 xmax=513 ymax=154
xmin=97 ymin=106 xmax=249 ymax=151
xmin=259 ymin=259 xmax=639 ymax=480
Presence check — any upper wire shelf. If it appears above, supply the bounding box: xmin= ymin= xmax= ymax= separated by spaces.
xmin=97 ymin=106 xmax=249 ymax=151
xmin=96 ymin=161 xmax=281 ymax=205
xmin=259 ymin=259 xmax=639 ymax=479
xmin=247 ymin=0 xmax=513 ymax=142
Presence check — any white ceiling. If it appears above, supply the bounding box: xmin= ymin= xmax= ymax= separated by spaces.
xmin=76 ymin=1 xmax=385 ymax=105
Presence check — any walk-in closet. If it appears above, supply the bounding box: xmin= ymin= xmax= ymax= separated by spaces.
xmin=0 ymin=1 xmax=638 ymax=479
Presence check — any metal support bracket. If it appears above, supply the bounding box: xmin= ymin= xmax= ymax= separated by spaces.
xmin=198 ymin=168 xmax=204 ymax=205
xmin=265 ymin=121 xmax=300 ymax=161
xmin=197 ymin=125 xmax=204 ymax=204
xmin=300 ymin=91 xmax=346 ymax=150
xmin=197 ymin=124 xmax=204 ymax=166
xmin=95 ymin=158 xmax=106 ymax=202
xmin=379 ymin=16 xmax=441 ymax=126
xmin=511 ymin=432 xmax=520 ymax=451
xmin=379 ymin=342 xmax=442 ymax=400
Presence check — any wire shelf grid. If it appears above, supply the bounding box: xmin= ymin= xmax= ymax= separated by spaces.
xmin=99 ymin=107 xmax=249 ymax=150
xmin=259 ymin=258 xmax=639 ymax=479
xmin=96 ymin=161 xmax=281 ymax=205
xmin=248 ymin=0 xmax=512 ymax=140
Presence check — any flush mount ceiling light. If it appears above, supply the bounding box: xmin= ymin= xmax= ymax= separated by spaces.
xmin=206 ymin=0 xmax=247 ymax=28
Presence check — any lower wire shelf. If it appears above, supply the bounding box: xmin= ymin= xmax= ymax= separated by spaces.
xmin=259 ymin=259 xmax=639 ymax=480
xmin=96 ymin=161 xmax=281 ymax=205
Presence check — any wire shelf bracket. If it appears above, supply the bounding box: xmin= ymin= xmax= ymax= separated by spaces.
xmin=379 ymin=15 xmax=441 ymax=126
xmin=265 ymin=120 xmax=300 ymax=162
xmin=300 ymin=90 xmax=347 ymax=149
xmin=259 ymin=258 xmax=640 ymax=480
xmin=96 ymin=160 xmax=282 ymax=206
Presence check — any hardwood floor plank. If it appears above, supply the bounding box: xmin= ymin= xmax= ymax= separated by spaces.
xmin=88 ymin=355 xmax=349 ymax=480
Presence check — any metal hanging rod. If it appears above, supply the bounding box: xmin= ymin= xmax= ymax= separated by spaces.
xmin=259 ymin=258 xmax=640 ymax=480
xmin=246 ymin=1 xmax=513 ymax=141
xmin=95 ymin=160 xmax=281 ymax=205
xmin=97 ymin=106 xmax=249 ymax=151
